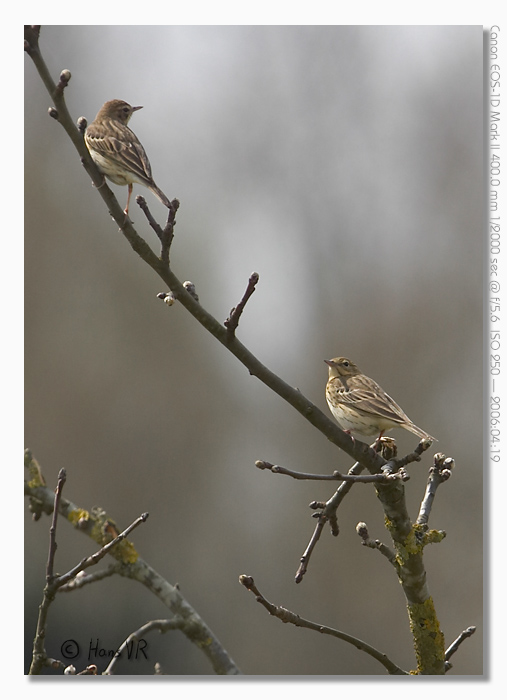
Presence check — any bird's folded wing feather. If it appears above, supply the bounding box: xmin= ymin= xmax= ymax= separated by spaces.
xmin=86 ymin=126 xmax=153 ymax=183
xmin=334 ymin=376 xmax=411 ymax=424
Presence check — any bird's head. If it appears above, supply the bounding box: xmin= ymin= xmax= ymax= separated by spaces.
xmin=324 ymin=357 xmax=360 ymax=378
xmin=95 ymin=99 xmax=143 ymax=124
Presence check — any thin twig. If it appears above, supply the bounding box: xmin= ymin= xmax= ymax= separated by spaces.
xmin=136 ymin=195 xmax=165 ymax=239
xmin=355 ymin=522 xmax=398 ymax=567
xmin=239 ymin=575 xmax=407 ymax=675
xmin=291 ymin=436 xmax=418 ymax=583
xmin=58 ymin=565 xmax=119 ymax=592
xmin=256 ymin=460 xmax=340 ymax=480
xmin=416 ymin=453 xmax=454 ymax=528
xmin=294 ymin=459 xmax=366 ymax=583
xmin=30 ymin=469 xmax=68 ymax=674
xmin=444 ymin=626 xmax=476 ymax=670
xmin=293 ymin=441 xmax=390 ymax=583
xmin=54 ymin=514 xmax=149 ymax=588
xmin=383 ymin=438 xmax=434 ymax=472
xmin=255 ymin=460 xmax=409 ymax=483
xmin=295 ymin=516 xmax=327 ymax=584
xmin=104 ymin=617 xmax=186 ymax=675
xmin=136 ymin=195 xmax=180 ymax=264
xmin=224 ymin=272 xmax=259 ymax=334
xmin=47 ymin=469 xmax=66 ymax=581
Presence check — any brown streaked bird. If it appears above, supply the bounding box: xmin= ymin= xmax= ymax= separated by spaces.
xmin=84 ymin=99 xmax=171 ymax=216
xmin=325 ymin=357 xmax=436 ymax=443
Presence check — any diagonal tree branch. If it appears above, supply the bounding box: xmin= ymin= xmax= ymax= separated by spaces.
xmin=23 ymin=24 xmax=387 ymax=476
xmin=239 ymin=575 xmax=408 ymax=675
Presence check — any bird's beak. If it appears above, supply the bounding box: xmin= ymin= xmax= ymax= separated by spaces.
xmin=132 ymin=105 xmax=143 ymax=112
xmin=324 ymin=359 xmax=336 ymax=367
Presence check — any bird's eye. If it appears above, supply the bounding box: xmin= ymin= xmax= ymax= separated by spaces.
xmin=122 ymin=107 xmax=130 ymax=113
xmin=342 ymin=361 xmax=349 ymax=367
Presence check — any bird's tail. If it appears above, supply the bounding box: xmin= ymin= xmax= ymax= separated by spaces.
xmin=150 ymin=183 xmax=171 ymax=208
xmin=406 ymin=422 xmax=437 ymax=442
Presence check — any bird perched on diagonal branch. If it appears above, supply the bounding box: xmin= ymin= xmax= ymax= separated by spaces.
xmin=325 ymin=356 xmax=436 ymax=443
xmin=85 ymin=99 xmax=170 ymax=216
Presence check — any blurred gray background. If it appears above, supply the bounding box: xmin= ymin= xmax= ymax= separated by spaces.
xmin=25 ymin=25 xmax=483 ymax=676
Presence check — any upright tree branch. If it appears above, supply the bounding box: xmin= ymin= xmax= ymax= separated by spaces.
xmin=225 ymin=272 xmax=259 ymax=334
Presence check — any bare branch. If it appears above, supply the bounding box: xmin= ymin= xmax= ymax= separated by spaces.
xmin=29 ymin=465 xmax=149 ymax=676
xmin=444 ymin=626 xmax=476 ymax=671
xmin=416 ymin=453 xmax=455 ymax=528
xmin=239 ymin=575 xmax=407 ymax=675
xmin=104 ymin=618 xmax=186 ymax=675
xmin=255 ymin=459 xmax=409 ymax=483
xmin=26 ymin=31 xmax=389 ymax=473
xmin=58 ymin=565 xmax=119 ymax=592
xmin=258 ymin=434 xmax=414 ymax=584
xmin=224 ymin=272 xmax=259 ymax=334
xmin=30 ymin=469 xmax=67 ymax=674
xmin=292 ymin=439 xmax=399 ymax=582
xmin=136 ymin=195 xmax=180 ymax=264
xmin=25 ymin=31 xmax=455 ymax=676
xmin=295 ymin=516 xmax=327 ymax=584
xmin=355 ymin=522 xmax=398 ymax=567
xmin=25 ymin=29 xmax=390 ymax=475
xmin=383 ymin=438 xmax=434 ymax=473
xmin=54 ymin=513 xmax=149 ymax=589
xmin=294 ymin=458 xmax=365 ymax=583
xmin=47 ymin=468 xmax=66 ymax=581
xmin=25 ymin=455 xmax=241 ymax=676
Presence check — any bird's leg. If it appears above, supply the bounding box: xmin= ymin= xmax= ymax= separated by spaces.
xmin=373 ymin=430 xmax=385 ymax=452
xmin=343 ymin=429 xmax=356 ymax=446
xmin=92 ymin=174 xmax=107 ymax=190
xmin=123 ymin=184 xmax=133 ymax=221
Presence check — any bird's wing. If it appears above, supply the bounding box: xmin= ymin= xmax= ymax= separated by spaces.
xmin=334 ymin=376 xmax=411 ymax=425
xmin=86 ymin=123 xmax=153 ymax=183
